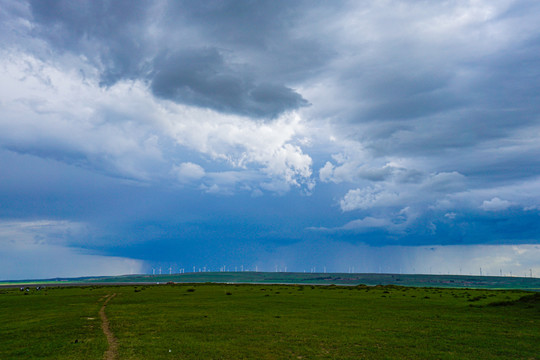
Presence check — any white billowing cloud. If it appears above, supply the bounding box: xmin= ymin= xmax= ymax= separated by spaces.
xmin=0 ymin=50 xmax=165 ymax=181
xmin=316 ymin=142 xmax=388 ymax=184
xmin=160 ymin=105 xmax=313 ymax=190
xmin=0 ymin=48 xmax=314 ymax=193
xmin=0 ymin=220 xmax=145 ymax=280
xmin=334 ymin=169 xmax=469 ymax=232
xmin=172 ymin=162 xmax=206 ymax=183
xmin=481 ymin=197 xmax=512 ymax=212
xmin=336 ymin=168 xmax=468 ymax=212
xmin=340 ymin=186 xmax=400 ymax=211
xmin=319 ymin=161 xmax=335 ymax=182
xmin=434 ymin=176 xmax=540 ymax=213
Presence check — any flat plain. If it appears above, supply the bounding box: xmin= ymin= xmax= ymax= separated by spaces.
xmin=1 ymin=282 xmax=538 ymax=359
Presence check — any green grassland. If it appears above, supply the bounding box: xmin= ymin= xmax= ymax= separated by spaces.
xmin=1 ymin=283 xmax=538 ymax=359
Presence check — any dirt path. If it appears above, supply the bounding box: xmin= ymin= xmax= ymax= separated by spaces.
xmin=99 ymin=294 xmax=118 ymax=360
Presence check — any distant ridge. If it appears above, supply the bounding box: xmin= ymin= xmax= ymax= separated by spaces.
xmin=2 ymin=272 xmax=539 ymax=290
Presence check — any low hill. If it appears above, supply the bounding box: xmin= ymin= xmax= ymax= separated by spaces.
xmin=3 ymin=272 xmax=539 ymax=290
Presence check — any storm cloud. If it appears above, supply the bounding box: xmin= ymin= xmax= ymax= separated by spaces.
xmin=1 ymin=0 xmax=540 ymax=279
xmin=25 ymin=0 xmax=311 ymax=118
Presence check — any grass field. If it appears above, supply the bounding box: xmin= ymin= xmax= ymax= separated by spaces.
xmin=1 ymin=283 xmax=538 ymax=359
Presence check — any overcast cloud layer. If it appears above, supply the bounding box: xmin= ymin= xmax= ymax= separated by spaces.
xmin=1 ymin=0 xmax=539 ymax=279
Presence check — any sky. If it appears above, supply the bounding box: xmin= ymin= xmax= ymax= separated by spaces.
xmin=1 ymin=0 xmax=540 ymax=280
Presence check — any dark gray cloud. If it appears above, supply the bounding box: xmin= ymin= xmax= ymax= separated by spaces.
xmin=298 ymin=1 xmax=540 ymax=165
xmin=150 ymin=49 xmax=308 ymax=117
xmin=26 ymin=0 xmax=315 ymax=118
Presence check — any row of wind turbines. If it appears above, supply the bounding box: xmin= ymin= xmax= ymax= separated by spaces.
xmin=150 ymin=265 xmax=535 ymax=277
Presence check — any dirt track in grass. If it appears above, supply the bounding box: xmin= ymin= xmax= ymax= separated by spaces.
xmin=99 ymin=294 xmax=117 ymax=360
